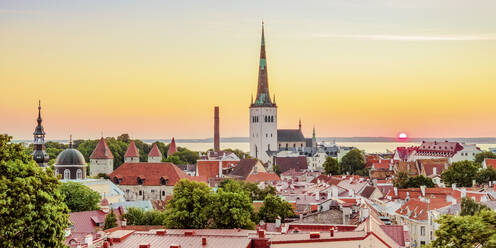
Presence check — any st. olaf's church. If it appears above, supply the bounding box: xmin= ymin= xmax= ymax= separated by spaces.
xmin=249 ymin=22 xmax=316 ymax=166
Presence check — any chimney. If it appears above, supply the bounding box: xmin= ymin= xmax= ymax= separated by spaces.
xmin=85 ymin=234 xmax=93 ymax=245
xmin=275 ymin=216 xmax=281 ymax=228
xmin=202 ymin=237 xmax=207 ymax=246
xmin=461 ymin=188 xmax=466 ymax=198
xmin=258 ymin=230 xmax=265 ymax=238
xmin=433 ymin=167 xmax=437 ymax=176
xmin=219 ymin=160 xmax=223 ymax=178
xmin=393 ymin=187 xmax=398 ymax=196
xmin=420 ymin=185 xmax=426 ymax=197
xmin=139 ymin=244 xmax=151 ymax=248
xmin=170 ymin=245 xmax=181 ymax=248
xmin=156 ymin=229 xmax=166 ymax=236
xmin=452 ymin=184 xmax=456 ymax=190
xmin=330 ymin=226 xmax=335 ymax=237
xmin=472 ymin=180 xmax=476 ymax=187
xmin=121 ymin=218 xmax=127 ymax=227
xmin=214 ymin=106 xmax=220 ymax=152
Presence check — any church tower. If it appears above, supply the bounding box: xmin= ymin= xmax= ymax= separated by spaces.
xmin=249 ymin=22 xmax=277 ymax=164
xmin=32 ymin=100 xmax=49 ymax=167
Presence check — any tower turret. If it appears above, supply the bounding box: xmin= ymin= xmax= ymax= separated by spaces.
xmin=32 ymin=100 xmax=49 ymax=167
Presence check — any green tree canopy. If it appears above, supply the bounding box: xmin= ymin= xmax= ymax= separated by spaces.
xmin=429 ymin=210 xmax=496 ymax=248
xmin=0 ymin=134 xmax=70 ymax=247
xmin=340 ymin=149 xmax=366 ymax=175
xmin=60 ymin=182 xmax=101 ymax=212
xmin=211 ymin=188 xmax=255 ymax=229
xmin=219 ymin=179 xmax=276 ymax=201
xmin=257 ymin=195 xmax=295 ymax=223
xmin=393 ymin=171 xmax=409 ymax=188
xmin=163 ymin=179 xmax=212 ymax=229
xmin=402 ymin=175 xmax=435 ymax=188
xmin=460 ymin=197 xmax=489 ymax=216
xmin=323 ymin=157 xmax=340 ymax=175
xmin=476 ymin=167 xmax=496 ymax=185
xmin=104 ymin=209 xmax=118 ymax=230
xmin=474 ymin=151 xmax=496 ymax=165
xmin=441 ymin=160 xmax=479 ymax=187
xmin=123 ymin=207 xmax=166 ymax=226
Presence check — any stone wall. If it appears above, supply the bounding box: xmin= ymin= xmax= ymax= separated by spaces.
xmin=117 ymin=185 xmax=174 ymax=201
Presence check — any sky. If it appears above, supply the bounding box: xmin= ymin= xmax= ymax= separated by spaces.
xmin=1 ymin=0 xmax=496 ymax=140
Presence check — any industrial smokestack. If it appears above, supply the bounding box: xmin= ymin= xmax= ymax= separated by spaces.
xmin=214 ymin=106 xmax=220 ymax=152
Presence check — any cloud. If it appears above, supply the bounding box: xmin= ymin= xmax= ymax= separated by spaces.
xmin=314 ymin=33 xmax=496 ymax=41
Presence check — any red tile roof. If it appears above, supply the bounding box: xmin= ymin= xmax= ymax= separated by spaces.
xmin=395 ymin=198 xmax=451 ymax=220
xmin=109 ymin=162 xmax=188 ymax=186
xmin=422 ymin=163 xmax=447 ymax=177
xmin=167 ymin=138 xmax=177 ymax=156
xmin=67 ymin=209 xmax=123 ymax=246
xmin=245 ymin=172 xmax=280 ymax=183
xmin=485 ymin=158 xmax=496 ymax=170
xmin=90 ymin=137 xmax=114 ymax=159
xmin=380 ymin=225 xmax=407 ymax=246
xmin=124 ymin=140 xmax=139 ymax=158
xmin=148 ymin=143 xmax=162 ymax=157
xmin=275 ymin=156 xmax=308 ymax=173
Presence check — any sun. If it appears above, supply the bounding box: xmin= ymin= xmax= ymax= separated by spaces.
xmin=398 ymin=132 xmax=408 ymax=140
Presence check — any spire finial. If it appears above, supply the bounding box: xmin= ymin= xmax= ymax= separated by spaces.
xmin=69 ymin=135 xmax=73 ymax=148
xmin=299 ymin=119 xmax=302 ymax=130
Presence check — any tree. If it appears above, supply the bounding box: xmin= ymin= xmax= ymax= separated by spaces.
xmin=0 ymin=134 xmax=70 ymax=247
xmin=60 ymin=182 xmax=101 ymax=212
xmin=163 ymin=179 xmax=212 ymax=229
xmin=219 ymin=179 xmax=276 ymax=201
xmin=104 ymin=209 xmax=118 ymax=230
xmin=393 ymin=171 xmax=409 ymax=188
xmin=475 ymin=151 xmax=496 ymax=165
xmin=441 ymin=160 xmax=479 ymax=187
xmin=403 ymin=175 xmax=435 ymax=188
xmin=257 ymin=195 xmax=295 ymax=223
xmin=476 ymin=167 xmax=496 ymax=184
xmin=123 ymin=207 xmax=166 ymax=226
xmin=211 ymin=189 xmax=255 ymax=229
xmin=273 ymin=164 xmax=281 ymax=176
xmin=323 ymin=157 xmax=340 ymax=175
xmin=164 ymin=155 xmax=182 ymax=164
xmin=340 ymin=149 xmax=365 ymax=175
xmin=429 ymin=210 xmax=496 ymax=248
xmin=460 ymin=197 xmax=489 ymax=216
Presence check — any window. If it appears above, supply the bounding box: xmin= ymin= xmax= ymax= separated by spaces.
xmin=64 ymin=169 xmax=70 ymax=180
xmin=271 ymin=116 xmax=274 ymax=122
xmin=139 ymin=190 xmax=142 ymax=196
xmin=420 ymin=226 xmax=425 ymax=236
xmin=162 ymin=191 xmax=165 ymax=196
xmin=126 ymin=189 xmax=130 ymax=193
xmin=266 ymin=133 xmax=268 ymax=137
xmin=76 ymin=169 xmax=82 ymax=179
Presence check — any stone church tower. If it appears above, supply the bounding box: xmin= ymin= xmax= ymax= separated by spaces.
xmin=249 ymin=22 xmax=277 ymax=164
xmin=89 ymin=137 xmax=114 ymax=176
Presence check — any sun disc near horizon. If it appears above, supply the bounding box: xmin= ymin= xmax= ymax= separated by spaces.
xmin=398 ymin=132 xmax=408 ymax=141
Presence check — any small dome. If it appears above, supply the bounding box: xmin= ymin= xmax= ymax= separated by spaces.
xmin=55 ymin=149 xmax=86 ymax=165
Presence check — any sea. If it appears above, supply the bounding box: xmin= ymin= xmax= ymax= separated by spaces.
xmin=175 ymin=142 xmax=496 ymax=154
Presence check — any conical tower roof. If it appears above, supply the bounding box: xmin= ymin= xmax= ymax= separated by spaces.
xmin=148 ymin=143 xmax=162 ymax=157
xmin=167 ymin=138 xmax=177 ymax=156
xmin=90 ymin=137 xmax=114 ymax=159
xmin=124 ymin=140 xmax=139 ymax=158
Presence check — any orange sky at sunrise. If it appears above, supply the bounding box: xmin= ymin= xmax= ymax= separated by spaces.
xmin=1 ymin=0 xmax=496 ymax=140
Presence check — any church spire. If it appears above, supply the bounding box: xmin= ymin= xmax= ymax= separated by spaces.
xmin=253 ymin=21 xmax=274 ymax=107
xmin=33 ymin=100 xmax=49 ymax=167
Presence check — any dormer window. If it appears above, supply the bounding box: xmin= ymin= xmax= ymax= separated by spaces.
xmin=137 ymin=176 xmax=145 ymax=185
xmin=113 ymin=176 xmax=120 ymax=185
xmin=160 ymin=177 xmax=168 ymax=186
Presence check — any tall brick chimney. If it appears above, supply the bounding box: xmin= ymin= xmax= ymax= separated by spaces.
xmin=214 ymin=106 xmax=220 ymax=152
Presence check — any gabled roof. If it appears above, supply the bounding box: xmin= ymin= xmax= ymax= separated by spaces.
xmin=167 ymin=138 xmax=177 ymax=156
xmin=229 ymin=159 xmax=259 ymax=179
xmin=380 ymin=225 xmax=408 ymax=247
xmin=275 ymin=156 xmax=308 ymax=173
xmin=124 ymin=140 xmax=139 ymax=158
xmin=90 ymin=137 xmax=114 ymax=159
xmin=360 ymin=186 xmax=377 ymax=199
xmin=245 ymin=172 xmax=280 ymax=183
xmin=277 ymin=129 xmax=305 ymax=142
xmin=109 ymin=162 xmax=188 ymax=186
xmin=148 ymin=143 xmax=162 ymax=157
